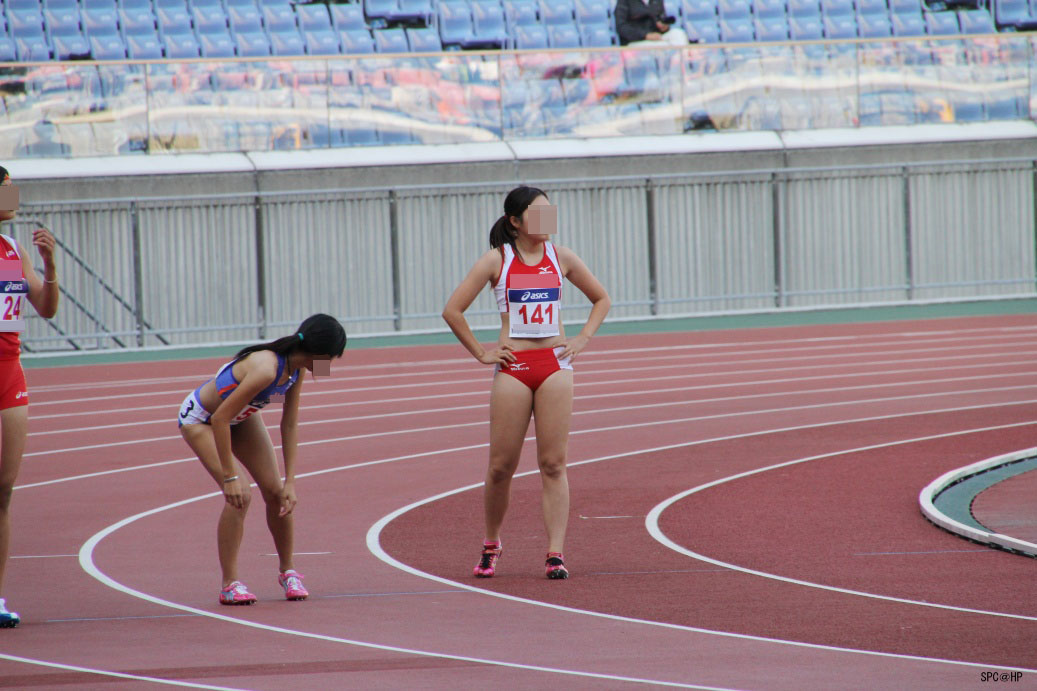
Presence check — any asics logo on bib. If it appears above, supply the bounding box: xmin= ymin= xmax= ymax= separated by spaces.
xmin=522 ymin=291 xmax=549 ymax=300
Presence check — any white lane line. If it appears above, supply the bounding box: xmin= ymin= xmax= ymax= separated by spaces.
xmin=10 ymin=554 xmax=77 ymax=559
xmin=77 ymin=490 xmax=726 ymax=690
xmin=25 ymin=349 xmax=1035 ymax=419
xmin=23 ymin=384 xmax=1037 ymax=460
xmin=0 ymin=653 xmax=246 ymax=690
xmin=366 ymin=425 xmax=1037 ymax=672
xmin=643 ymin=424 xmax=1037 ymax=623
xmin=28 ymin=369 xmax=1037 ymax=438
xmin=27 ymin=336 xmax=1037 ymax=407
xmin=28 ymin=324 xmax=1037 ymax=394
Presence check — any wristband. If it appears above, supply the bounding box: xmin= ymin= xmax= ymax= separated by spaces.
xmin=223 ymin=475 xmax=238 ymax=484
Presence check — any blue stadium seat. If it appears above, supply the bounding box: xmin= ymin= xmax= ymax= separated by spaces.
xmin=406 ymin=26 xmax=442 ymax=50
xmin=15 ymin=34 xmax=50 ymax=60
xmin=262 ymin=4 xmax=296 ymax=32
xmin=127 ymin=31 xmax=162 ymax=58
xmin=331 ymin=4 xmax=367 ymax=31
xmin=994 ymin=0 xmax=1031 ymax=27
xmin=891 ymin=11 xmax=925 ymax=34
xmin=823 ymin=0 xmax=854 ymax=17
xmin=7 ymin=0 xmax=43 ymax=10
xmin=373 ymin=26 xmax=408 ymax=51
xmin=162 ymin=29 xmax=200 ymax=57
xmin=539 ymin=0 xmax=575 ymax=25
xmin=925 ymin=11 xmax=960 ymax=33
xmin=90 ymin=33 xmax=126 ymax=58
xmin=83 ymin=7 xmax=119 ymax=37
xmin=513 ymin=22 xmax=548 ymax=47
xmin=823 ymin=12 xmax=856 ymax=36
xmin=52 ymin=31 xmax=90 ymax=58
xmin=7 ymin=8 xmax=45 ymax=36
xmin=547 ymin=21 xmax=580 ymax=46
xmin=752 ymin=0 xmax=786 ymax=18
xmin=228 ymin=4 xmax=263 ymax=33
xmin=191 ymin=5 xmax=227 ymax=33
xmin=471 ymin=1 xmax=507 ymax=47
xmin=682 ymin=0 xmax=717 ymax=20
xmin=296 ymin=4 xmax=333 ymax=32
xmin=720 ymin=16 xmax=754 ymax=39
xmin=787 ymin=0 xmax=821 ymax=17
xmin=396 ymin=0 xmax=435 ymax=23
xmin=950 ymin=95 xmax=984 ymax=122
xmin=438 ymin=0 xmax=473 ymax=46
xmin=234 ymin=29 xmax=271 ymax=56
xmin=43 ymin=6 xmax=80 ymax=35
xmin=225 ymin=0 xmax=260 ymax=9
xmin=503 ymin=0 xmax=539 ymax=30
xmin=579 ymin=23 xmax=613 ymax=44
xmin=156 ymin=6 xmax=192 ymax=35
xmin=188 ymin=0 xmax=222 ymax=9
xmin=958 ymin=7 xmax=995 ymax=31
xmin=788 ymin=13 xmax=823 ymax=36
xmin=0 ymin=36 xmax=15 ymax=61
xmin=303 ymin=29 xmax=341 ymax=54
xmin=754 ymin=13 xmax=789 ymax=38
xmin=119 ymin=7 xmax=156 ymax=36
xmin=43 ymin=0 xmax=78 ymax=8
xmin=199 ymin=30 xmax=235 ymax=56
xmin=857 ymin=10 xmax=892 ymax=34
xmin=856 ymin=0 xmax=887 ymax=14
xmin=684 ymin=16 xmax=721 ymax=40
xmin=364 ymin=0 xmax=398 ymax=23
xmin=339 ymin=28 xmax=375 ymax=52
xmin=719 ymin=0 xmax=752 ymax=20
xmin=269 ymin=27 xmax=306 ymax=55
xmin=574 ymin=0 xmax=611 ymax=25
xmin=889 ymin=0 xmax=922 ymax=14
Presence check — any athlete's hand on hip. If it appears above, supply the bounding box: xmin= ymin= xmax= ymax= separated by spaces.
xmin=32 ymin=225 xmax=56 ymax=263
xmin=478 ymin=343 xmax=516 ymax=365
xmin=279 ymin=480 xmax=298 ymax=517
xmin=558 ymin=334 xmax=589 ymax=361
xmin=222 ymin=477 xmax=246 ymax=509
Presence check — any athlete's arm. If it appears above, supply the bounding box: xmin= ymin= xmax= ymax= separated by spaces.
xmin=442 ymin=250 xmax=516 ymax=365
xmin=210 ymin=351 xmax=279 ymax=508
xmin=277 ymin=374 xmax=303 ymax=516
xmin=22 ymin=226 xmax=58 ymax=318
xmin=557 ymin=246 xmax=611 ymax=360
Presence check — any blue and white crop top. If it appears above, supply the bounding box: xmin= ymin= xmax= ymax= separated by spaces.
xmin=210 ymin=352 xmax=299 ymax=425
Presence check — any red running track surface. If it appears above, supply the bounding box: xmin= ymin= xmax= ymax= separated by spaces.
xmin=3 ymin=315 xmax=1036 ymax=689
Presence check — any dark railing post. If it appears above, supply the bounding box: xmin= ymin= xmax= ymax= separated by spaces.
xmin=902 ymin=166 xmax=914 ymax=301
xmin=131 ymin=202 xmax=145 ymax=347
xmin=645 ymin=179 xmax=658 ymax=316
xmin=254 ymin=195 xmax=266 ymax=339
xmin=771 ymin=172 xmax=784 ymax=308
xmin=389 ymin=190 xmax=402 ymax=331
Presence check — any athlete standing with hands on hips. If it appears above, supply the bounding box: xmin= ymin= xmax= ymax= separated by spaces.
xmin=178 ymin=314 xmax=346 ymax=605
xmin=443 ymin=186 xmax=610 ymax=579
xmin=0 ymin=165 xmax=59 ymax=628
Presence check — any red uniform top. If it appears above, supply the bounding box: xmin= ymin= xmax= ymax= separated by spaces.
xmin=0 ymin=234 xmax=25 ymax=360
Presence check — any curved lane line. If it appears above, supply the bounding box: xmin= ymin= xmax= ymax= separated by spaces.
xmin=644 ymin=425 xmax=1037 ymax=627
xmin=0 ymin=652 xmax=246 ymax=690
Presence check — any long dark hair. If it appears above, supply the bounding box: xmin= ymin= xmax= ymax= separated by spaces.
xmin=0 ymin=166 xmax=9 ymax=183
xmin=234 ymin=313 xmax=346 ymax=362
xmin=488 ymin=186 xmax=548 ymax=249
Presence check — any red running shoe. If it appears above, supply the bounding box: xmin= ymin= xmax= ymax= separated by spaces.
xmin=545 ymin=552 xmax=568 ymax=579
xmin=473 ymin=542 xmax=502 ymax=578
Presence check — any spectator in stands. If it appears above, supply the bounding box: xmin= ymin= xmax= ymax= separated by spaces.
xmin=615 ymin=0 xmax=690 ymax=45
xmin=14 ymin=120 xmax=71 ymax=158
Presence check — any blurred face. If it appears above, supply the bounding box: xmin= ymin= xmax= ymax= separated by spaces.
xmin=510 ymin=195 xmax=556 ymax=241
xmin=0 ymin=174 xmax=14 ymax=223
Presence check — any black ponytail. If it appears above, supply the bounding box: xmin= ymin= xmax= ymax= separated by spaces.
xmin=488 ymin=185 xmax=548 ymax=249
xmin=234 ymin=313 xmax=346 ymax=362
xmin=0 ymin=166 xmax=9 ymax=183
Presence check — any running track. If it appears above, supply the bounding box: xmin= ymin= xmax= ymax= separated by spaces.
xmin=2 ymin=315 xmax=1035 ymax=689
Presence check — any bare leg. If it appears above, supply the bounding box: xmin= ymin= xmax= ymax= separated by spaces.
xmin=181 ymin=423 xmax=251 ymax=587
xmin=0 ymin=406 xmax=28 ymax=596
xmin=532 ymin=369 xmax=574 ymax=554
xmin=484 ymin=373 xmax=534 ymax=542
xmin=232 ymin=414 xmax=294 ymax=574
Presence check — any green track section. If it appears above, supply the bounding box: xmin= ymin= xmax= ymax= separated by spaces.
xmin=933 ymin=456 xmax=1037 ymax=533
xmin=21 ymin=297 xmax=1037 ymax=369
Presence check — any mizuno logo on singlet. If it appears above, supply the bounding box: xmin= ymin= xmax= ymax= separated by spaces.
xmin=538 ymin=267 xmax=553 ymax=274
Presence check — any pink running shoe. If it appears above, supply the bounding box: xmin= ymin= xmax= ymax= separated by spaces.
xmin=545 ymin=552 xmax=569 ymax=580
xmin=219 ymin=581 xmax=257 ymax=605
xmin=473 ymin=542 xmax=502 ymax=578
xmin=278 ymin=570 xmax=308 ymax=601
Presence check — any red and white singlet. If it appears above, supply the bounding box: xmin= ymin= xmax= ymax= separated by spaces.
xmin=0 ymin=234 xmax=27 ymax=358
xmin=492 ymin=242 xmax=562 ymax=339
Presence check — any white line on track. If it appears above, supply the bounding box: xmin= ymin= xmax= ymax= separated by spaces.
xmin=76 ymin=491 xmax=728 ymax=690
xmin=0 ymin=653 xmax=246 ymax=690
xmin=643 ymin=427 xmax=1037 ymax=622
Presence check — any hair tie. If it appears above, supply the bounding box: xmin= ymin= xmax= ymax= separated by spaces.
xmin=297 ymin=333 xmax=304 ymax=341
